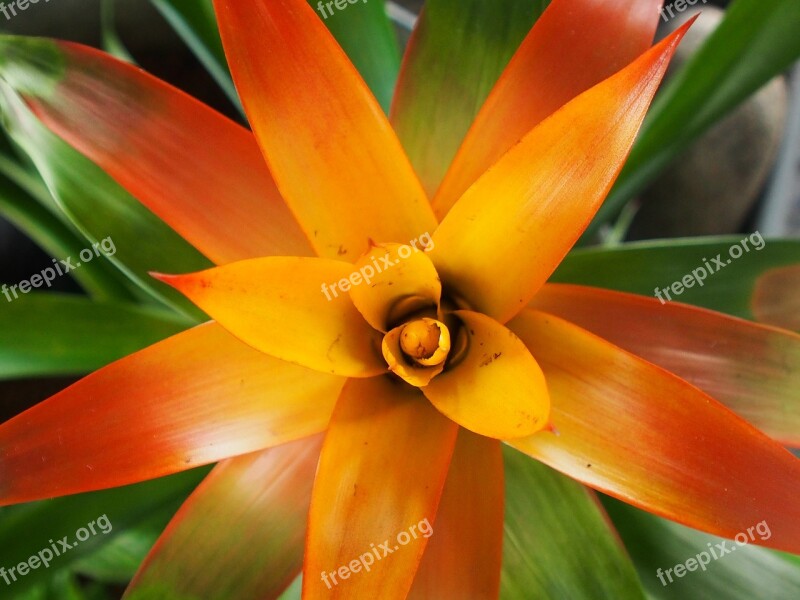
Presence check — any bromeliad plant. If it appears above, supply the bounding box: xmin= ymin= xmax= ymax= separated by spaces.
xmin=0 ymin=0 xmax=799 ymax=598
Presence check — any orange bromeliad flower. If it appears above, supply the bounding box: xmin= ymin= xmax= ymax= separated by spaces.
xmin=1 ymin=0 xmax=799 ymax=597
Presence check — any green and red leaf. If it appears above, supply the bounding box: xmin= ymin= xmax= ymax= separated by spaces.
xmin=0 ymin=324 xmax=342 ymax=505
xmin=509 ymin=310 xmax=800 ymax=554
xmin=125 ymin=437 xmax=322 ymax=600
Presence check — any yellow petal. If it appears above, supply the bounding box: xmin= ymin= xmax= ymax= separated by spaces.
xmin=156 ymin=258 xmax=384 ymax=377
xmin=428 ymin=25 xmax=690 ymax=323
xmin=422 ymin=310 xmax=550 ymax=439
xmin=213 ymin=0 xmax=436 ymax=261
xmin=432 ymin=0 xmax=663 ymax=217
xmin=303 ymin=376 xmax=458 ymax=599
xmin=349 ymin=242 xmax=441 ymax=332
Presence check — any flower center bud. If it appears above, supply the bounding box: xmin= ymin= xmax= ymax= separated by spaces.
xmin=399 ymin=318 xmax=450 ymax=367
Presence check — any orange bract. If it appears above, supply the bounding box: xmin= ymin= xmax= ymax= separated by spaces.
xmin=1 ymin=0 xmax=799 ymax=598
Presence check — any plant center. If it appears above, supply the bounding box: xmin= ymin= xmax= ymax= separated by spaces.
xmin=399 ymin=318 xmax=450 ymax=367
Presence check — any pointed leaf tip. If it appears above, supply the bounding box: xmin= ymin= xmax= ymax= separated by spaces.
xmin=430 ymin=20 xmax=693 ymax=323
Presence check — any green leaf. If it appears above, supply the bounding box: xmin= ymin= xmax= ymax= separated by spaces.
xmin=72 ymin=513 xmax=171 ymax=584
xmin=552 ymin=237 xmax=800 ymax=319
xmin=5 ymin=582 xmax=47 ymax=600
xmin=0 ymin=53 xmax=213 ymax=319
xmin=0 ymin=128 xmax=137 ymax=302
xmin=33 ymin=570 xmax=115 ymax=600
xmin=0 ymin=128 xmax=65 ymax=212
xmin=149 ymin=0 xmax=241 ymax=114
xmin=125 ymin=438 xmax=319 ymax=600
xmin=277 ymin=576 xmax=302 ymax=600
xmin=0 ymin=294 xmax=189 ymax=380
xmin=156 ymin=0 xmax=402 ymax=113
xmin=0 ymin=467 xmax=209 ymax=596
xmin=305 ymin=0 xmax=401 ymax=113
xmin=0 ymin=174 xmax=135 ymax=303
xmin=501 ymin=446 xmax=646 ymax=599
xmin=603 ymin=496 xmax=800 ymax=599
xmin=100 ymin=0 xmax=137 ymax=64
xmin=390 ymin=0 xmax=550 ymax=194
xmin=587 ymin=0 xmax=800 ymax=237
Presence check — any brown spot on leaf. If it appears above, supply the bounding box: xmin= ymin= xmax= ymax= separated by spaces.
xmin=479 ymin=352 xmax=502 ymax=367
